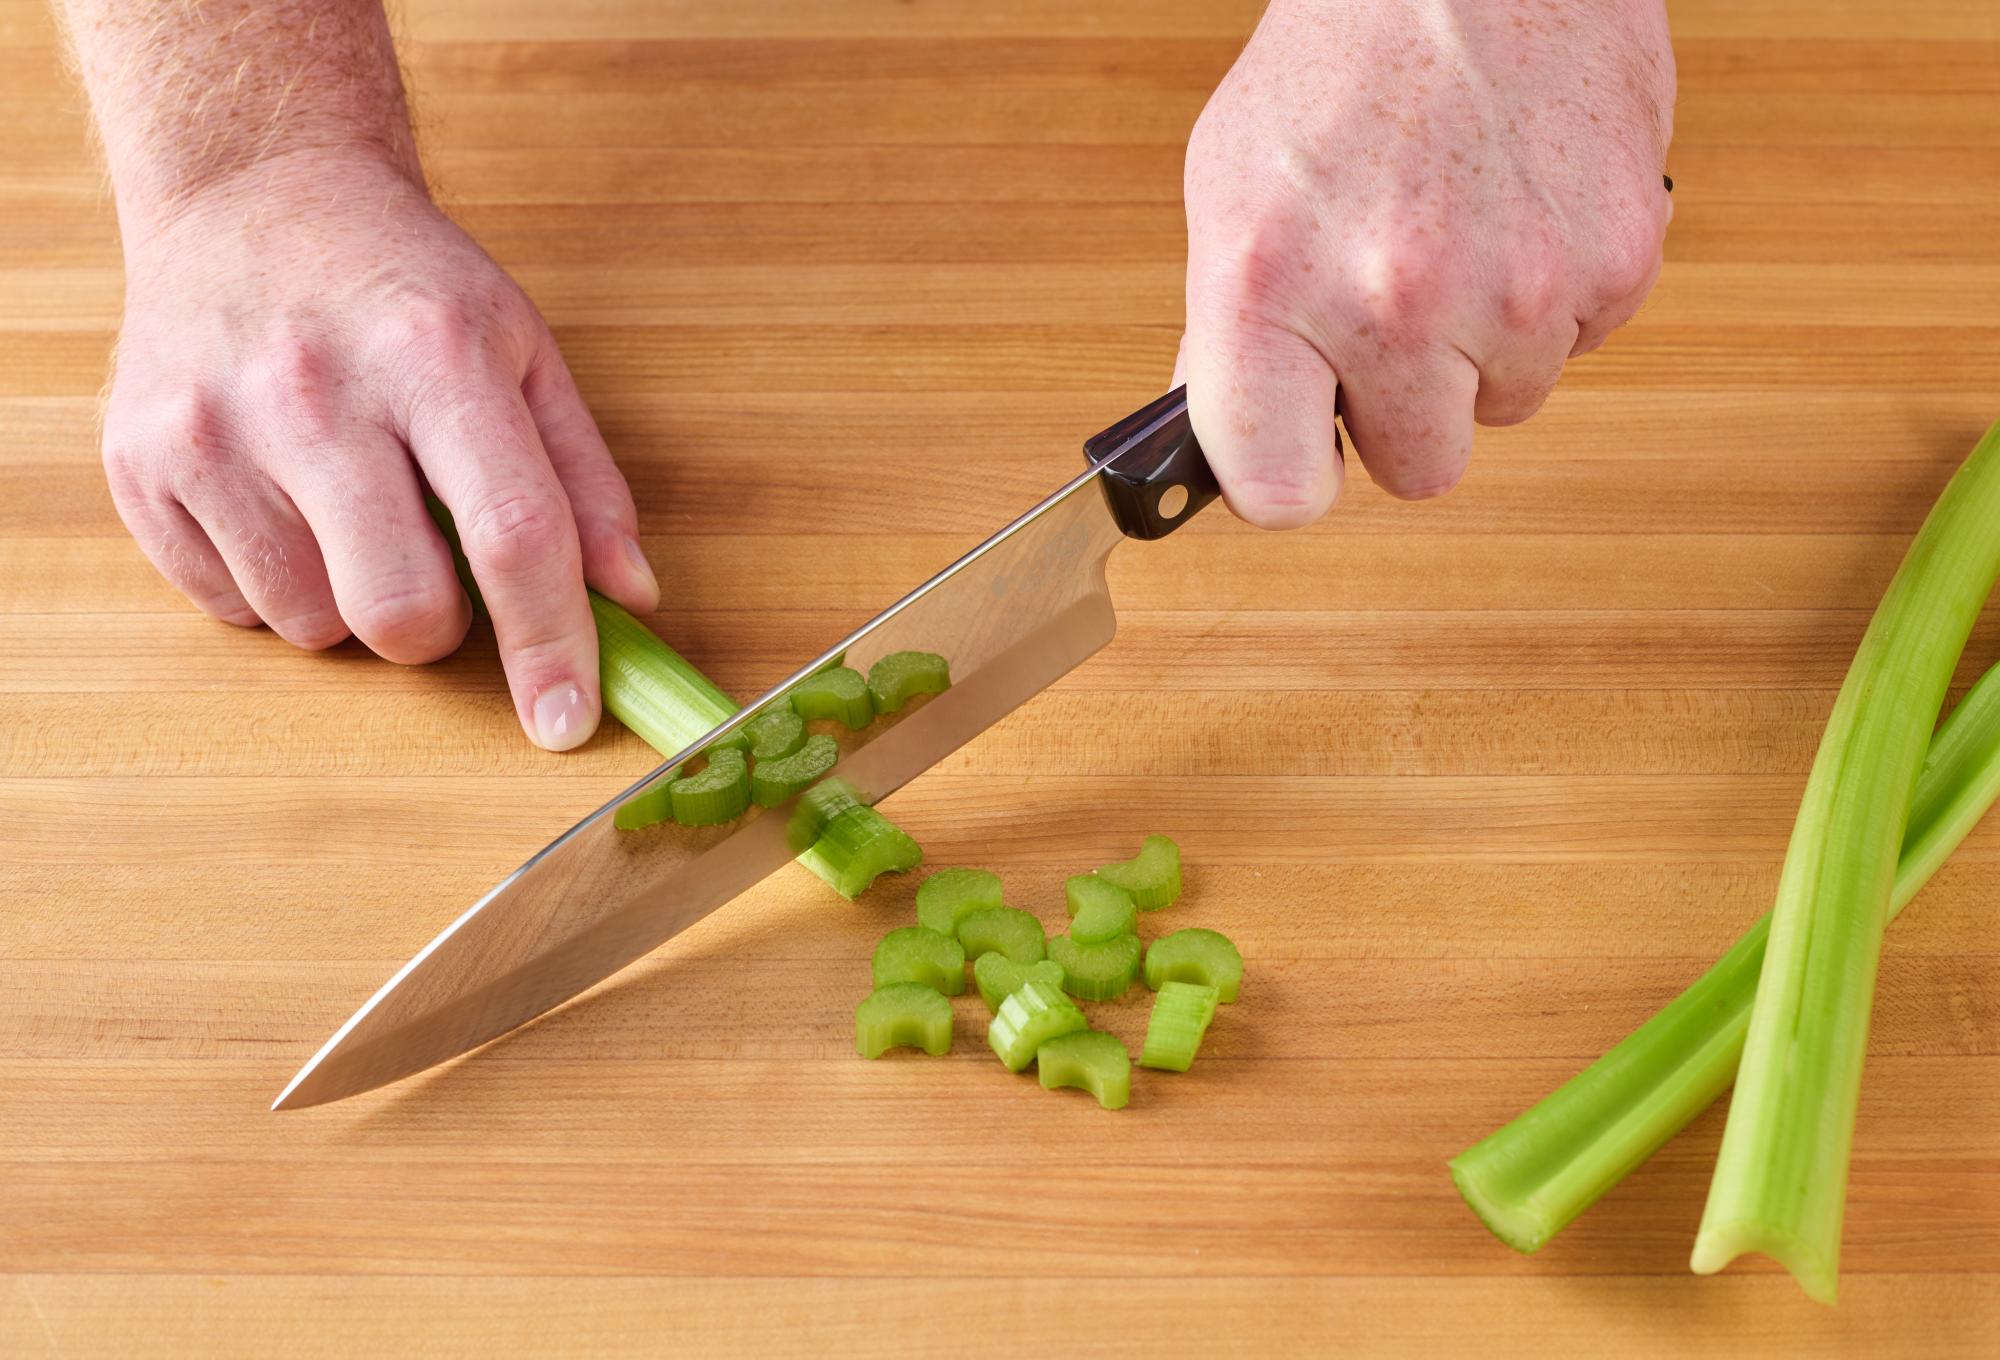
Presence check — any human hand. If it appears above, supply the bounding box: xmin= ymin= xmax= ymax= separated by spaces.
xmin=102 ymin=152 xmax=659 ymax=750
xmin=1179 ymin=0 xmax=1675 ymax=524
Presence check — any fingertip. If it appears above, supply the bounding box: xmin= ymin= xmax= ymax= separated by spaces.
xmin=529 ymin=679 xmax=601 ymax=753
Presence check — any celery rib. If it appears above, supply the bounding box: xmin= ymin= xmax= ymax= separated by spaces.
xmin=1452 ymin=475 xmax=2000 ymax=1271
xmin=1692 ymin=422 xmax=2000 ymax=1302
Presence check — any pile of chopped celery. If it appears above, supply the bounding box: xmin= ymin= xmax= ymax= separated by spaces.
xmin=853 ymin=834 xmax=1242 ymax=1110
xmin=1449 ymin=419 xmax=2000 ymax=1304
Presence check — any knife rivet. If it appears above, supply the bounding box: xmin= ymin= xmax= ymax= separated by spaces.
xmin=1156 ymin=484 xmax=1190 ymax=520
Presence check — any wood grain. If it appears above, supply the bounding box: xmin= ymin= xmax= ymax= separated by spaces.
xmin=3 ymin=1 xmax=1998 ymax=1355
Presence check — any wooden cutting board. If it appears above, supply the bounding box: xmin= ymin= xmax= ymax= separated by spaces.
xmin=3 ymin=1 xmax=1997 ymax=1354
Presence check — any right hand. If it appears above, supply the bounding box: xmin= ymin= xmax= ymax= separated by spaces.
xmin=102 ymin=150 xmax=659 ymax=751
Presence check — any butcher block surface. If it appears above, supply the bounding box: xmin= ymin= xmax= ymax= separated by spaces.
xmin=4 ymin=1 xmax=1999 ymax=1354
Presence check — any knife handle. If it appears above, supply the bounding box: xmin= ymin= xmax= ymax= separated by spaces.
xmin=1084 ymin=386 xmax=1220 ymax=541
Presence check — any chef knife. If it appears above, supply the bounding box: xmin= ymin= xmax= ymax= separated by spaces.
xmin=273 ymin=387 xmax=1220 ymax=1110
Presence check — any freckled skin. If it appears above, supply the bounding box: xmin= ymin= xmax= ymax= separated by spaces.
xmin=1180 ymin=0 xmax=1675 ymax=524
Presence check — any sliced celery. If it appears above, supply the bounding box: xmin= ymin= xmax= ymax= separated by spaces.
xmin=1144 ymin=928 xmax=1242 ymax=1003
xmin=866 ymin=650 xmax=951 ymax=714
xmin=668 ymin=748 xmax=750 ymax=827
xmin=956 ymin=907 xmax=1046 ymax=965
xmin=855 ymin=982 xmax=953 ymax=1058
xmin=427 ymin=507 xmax=925 ymax=894
xmin=788 ymin=665 xmax=874 ymax=730
xmin=612 ymin=767 xmax=680 ymax=831
xmin=1036 ymin=1029 xmax=1131 ymax=1110
xmin=1451 ymin=659 xmax=2000 ymax=1257
xmin=916 ymin=868 xmax=1005 ymax=939
xmin=871 ymin=926 xmax=967 ymax=995
xmin=987 ymin=979 xmax=1086 ymax=1072
xmin=1048 ymin=932 xmax=1142 ymax=1001
xmin=1694 ymin=420 xmax=2000 ymax=1303
xmin=1096 ymin=834 xmax=1182 ymax=910
xmin=787 ymin=776 xmax=865 ymax=852
xmin=799 ymin=804 xmax=922 ymax=900
xmin=750 ymin=732 xmax=840 ymax=809
xmin=1065 ymin=874 xmax=1137 ymax=944
xmin=972 ymin=953 xmax=1066 ymax=1015
xmin=1141 ymin=981 xmax=1220 ymax=1072
xmin=744 ymin=708 xmax=806 ymax=761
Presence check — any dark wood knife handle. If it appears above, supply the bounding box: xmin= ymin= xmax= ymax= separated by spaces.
xmin=1084 ymin=386 xmax=1221 ymax=541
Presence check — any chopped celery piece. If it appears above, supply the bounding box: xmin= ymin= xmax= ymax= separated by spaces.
xmin=612 ymin=767 xmax=680 ymax=831
xmin=972 ymin=953 xmax=1066 ymax=1014
xmin=788 ymin=666 xmax=874 ymax=730
xmin=1036 ymin=1029 xmax=1131 ymax=1110
xmin=1065 ymin=874 xmax=1137 ymax=944
xmin=1452 ymin=658 xmax=2000 ymax=1257
xmin=744 ymin=708 xmax=806 ymax=760
xmin=956 ymin=907 xmax=1046 ymax=965
xmin=871 ymin=926 xmax=966 ymax=996
xmin=915 ymin=868 xmax=1005 ymax=939
xmin=1144 ymin=928 xmax=1242 ymax=1003
xmin=855 ymin=982 xmax=953 ymax=1058
xmin=1692 ymin=421 xmax=2000 ymax=1304
xmin=1048 ymin=932 xmax=1142 ymax=1001
xmin=1096 ymin=834 xmax=1181 ymax=910
xmin=987 ymin=979 xmax=1086 ymax=1072
xmin=751 ymin=732 xmax=839 ymax=809
xmin=800 ymin=804 xmax=922 ymax=899
xmin=867 ymin=650 xmax=951 ymax=714
xmin=1140 ymin=981 xmax=1220 ymax=1072
xmin=668 ymin=748 xmax=750 ymax=827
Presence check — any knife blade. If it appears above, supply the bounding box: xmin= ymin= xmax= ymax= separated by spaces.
xmin=272 ymin=387 xmax=1218 ymax=1110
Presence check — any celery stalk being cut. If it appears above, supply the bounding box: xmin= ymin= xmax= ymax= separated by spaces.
xmin=1451 ymin=658 xmax=2000 ymax=1258
xmin=1693 ymin=422 xmax=2000 ymax=1303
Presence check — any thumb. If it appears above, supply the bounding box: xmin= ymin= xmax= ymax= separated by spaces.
xmin=1178 ymin=303 xmax=1343 ymax=530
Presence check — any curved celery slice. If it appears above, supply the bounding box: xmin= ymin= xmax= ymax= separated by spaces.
xmin=1096 ymin=834 xmax=1181 ymax=910
xmin=956 ymin=907 xmax=1046 ymax=965
xmin=669 ymin=748 xmax=750 ymax=826
xmin=867 ymin=650 xmax=951 ymax=714
xmin=789 ymin=666 xmax=874 ymax=730
xmin=1144 ymin=928 xmax=1242 ymax=1003
xmin=751 ymin=732 xmax=840 ymax=809
xmin=1036 ymin=1029 xmax=1131 ymax=1110
xmin=1065 ymin=874 xmax=1137 ymax=944
xmin=855 ymin=982 xmax=953 ymax=1058
xmin=987 ymin=979 xmax=1086 ymax=1072
xmin=1048 ymin=932 xmax=1142 ymax=1001
xmin=872 ymin=926 xmax=966 ymax=995
xmin=1141 ymin=981 xmax=1221 ymax=1072
xmin=916 ymin=868 xmax=1005 ymax=939
xmin=972 ymin=953 xmax=1066 ymax=1015
xmin=801 ymin=804 xmax=922 ymax=899
xmin=1693 ymin=421 xmax=2000 ymax=1303
xmin=745 ymin=708 xmax=806 ymax=761
xmin=613 ymin=767 xmax=680 ymax=831
xmin=1452 ymin=658 xmax=2000 ymax=1257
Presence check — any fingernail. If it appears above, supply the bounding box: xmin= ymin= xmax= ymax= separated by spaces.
xmin=532 ymin=682 xmax=596 ymax=752
xmin=624 ymin=535 xmax=660 ymax=602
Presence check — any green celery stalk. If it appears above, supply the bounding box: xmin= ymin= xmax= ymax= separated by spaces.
xmin=1693 ymin=422 xmax=2000 ymax=1302
xmin=1451 ymin=657 xmax=2000 ymax=1255
xmin=424 ymin=499 xmax=924 ymax=898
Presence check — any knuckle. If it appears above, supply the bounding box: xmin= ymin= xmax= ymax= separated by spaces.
xmin=376 ymin=296 xmax=487 ymax=376
xmin=463 ymin=489 xmax=570 ymax=577
xmin=1595 ymin=215 xmax=1664 ymax=303
xmin=1495 ymin=249 xmax=1567 ymax=334
xmin=239 ymin=336 xmax=345 ymax=434
xmin=346 ymin=579 xmax=465 ymax=659
xmin=1350 ymin=239 xmax=1453 ymax=348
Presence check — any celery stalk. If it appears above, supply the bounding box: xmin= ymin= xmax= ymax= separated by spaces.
xmin=1693 ymin=421 xmax=2000 ymax=1302
xmin=1451 ymin=658 xmax=2000 ymax=1257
